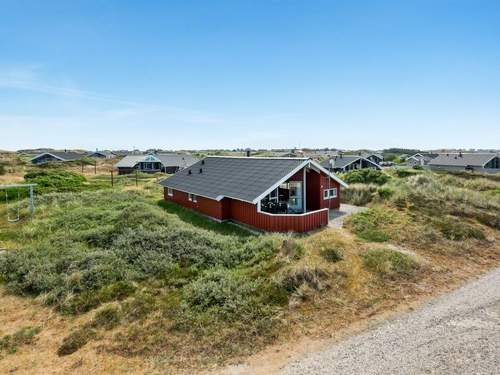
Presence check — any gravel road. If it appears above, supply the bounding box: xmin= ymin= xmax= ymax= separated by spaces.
xmin=281 ymin=268 xmax=500 ymax=375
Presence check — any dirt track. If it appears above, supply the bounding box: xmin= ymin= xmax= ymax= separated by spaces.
xmin=281 ymin=267 xmax=500 ymax=375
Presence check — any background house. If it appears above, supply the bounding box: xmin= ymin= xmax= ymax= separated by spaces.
xmin=160 ymin=156 xmax=348 ymax=233
xmin=115 ymin=153 xmax=198 ymax=174
xmin=362 ymin=153 xmax=384 ymax=164
xmin=405 ymin=153 xmax=438 ymax=167
xmin=88 ymin=150 xmax=116 ymax=159
xmin=428 ymin=153 xmax=500 ymax=173
xmin=320 ymin=155 xmax=382 ymax=173
xmin=31 ymin=151 xmax=84 ymax=165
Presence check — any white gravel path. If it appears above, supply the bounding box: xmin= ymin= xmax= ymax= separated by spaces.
xmin=281 ymin=267 xmax=500 ymax=375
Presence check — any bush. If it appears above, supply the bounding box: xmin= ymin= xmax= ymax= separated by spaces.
xmin=342 ymin=169 xmax=390 ymax=185
xmin=25 ymin=170 xmax=87 ymax=193
xmin=394 ymin=168 xmax=419 ymax=178
xmin=362 ymin=248 xmax=419 ymax=278
xmin=277 ymin=265 xmax=329 ymax=293
xmin=377 ymin=186 xmax=394 ymax=200
xmin=347 ymin=207 xmax=395 ymax=242
xmin=57 ymin=328 xmax=95 ymax=356
xmin=433 ymin=217 xmax=485 ymax=241
xmin=90 ymin=305 xmax=122 ymax=330
xmin=320 ymin=247 xmax=343 ymax=262
xmin=0 ymin=163 xmax=5 ymax=175
xmin=0 ymin=190 xmax=278 ymax=315
xmin=183 ymin=269 xmax=260 ymax=316
xmin=0 ymin=326 xmax=40 ymax=355
xmin=341 ymin=184 xmax=376 ymax=205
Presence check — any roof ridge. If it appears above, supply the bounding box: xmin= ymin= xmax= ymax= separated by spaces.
xmin=204 ymin=155 xmax=309 ymax=160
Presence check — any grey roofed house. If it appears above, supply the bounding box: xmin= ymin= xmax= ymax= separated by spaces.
xmin=428 ymin=153 xmax=500 ymax=173
xmin=88 ymin=150 xmax=115 ymax=158
xmin=115 ymin=153 xmax=198 ymax=174
xmin=160 ymin=156 xmax=347 ymax=203
xmin=362 ymin=152 xmax=384 ymax=163
xmin=406 ymin=153 xmax=437 ymax=166
xmin=31 ymin=151 xmax=84 ymax=165
xmin=320 ymin=155 xmax=382 ymax=172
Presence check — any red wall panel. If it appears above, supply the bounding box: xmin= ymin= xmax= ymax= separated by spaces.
xmin=229 ymin=199 xmax=328 ymax=233
xmin=164 ymin=188 xmax=228 ymax=220
xmin=319 ymin=175 xmax=341 ymax=209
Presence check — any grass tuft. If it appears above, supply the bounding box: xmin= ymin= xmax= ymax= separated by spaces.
xmin=0 ymin=326 xmax=40 ymax=356
xmin=362 ymin=248 xmax=420 ymax=279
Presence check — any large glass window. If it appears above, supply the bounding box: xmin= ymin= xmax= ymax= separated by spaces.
xmin=288 ymin=181 xmax=303 ymax=212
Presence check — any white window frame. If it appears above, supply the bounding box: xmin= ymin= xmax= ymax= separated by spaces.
xmin=188 ymin=193 xmax=197 ymax=203
xmin=167 ymin=188 xmax=173 ymax=197
xmin=324 ymin=188 xmax=337 ymax=200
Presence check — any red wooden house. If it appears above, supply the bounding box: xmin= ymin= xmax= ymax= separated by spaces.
xmin=160 ymin=156 xmax=348 ymax=233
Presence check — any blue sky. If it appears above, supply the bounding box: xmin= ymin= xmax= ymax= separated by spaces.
xmin=1 ymin=0 xmax=499 ymax=151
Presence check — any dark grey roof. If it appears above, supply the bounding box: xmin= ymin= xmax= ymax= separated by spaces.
xmin=32 ymin=151 xmax=83 ymax=162
xmin=407 ymin=153 xmax=438 ymax=163
xmin=321 ymin=155 xmax=364 ymax=169
xmin=428 ymin=153 xmax=496 ymax=167
xmin=156 ymin=154 xmax=198 ymax=168
xmin=89 ymin=150 xmax=114 ymax=157
xmin=160 ymin=157 xmax=308 ymax=203
xmin=115 ymin=153 xmax=198 ymax=168
xmin=362 ymin=152 xmax=383 ymax=160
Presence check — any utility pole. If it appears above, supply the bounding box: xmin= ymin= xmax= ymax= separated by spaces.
xmin=111 ymin=170 xmax=114 ymax=187
xmin=81 ymin=161 xmax=84 ymax=174
xmin=135 ymin=170 xmax=138 ymax=187
xmin=94 ymin=161 xmax=97 ymax=175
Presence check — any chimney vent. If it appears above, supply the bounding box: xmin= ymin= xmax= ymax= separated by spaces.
xmin=188 ymin=170 xmax=192 ymax=175
xmin=201 ymin=160 xmax=205 ymax=165
xmin=199 ymin=168 xmax=203 ymax=174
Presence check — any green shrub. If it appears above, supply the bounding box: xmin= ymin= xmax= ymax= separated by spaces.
xmin=25 ymin=170 xmax=87 ymax=193
xmin=0 ymin=163 xmax=5 ymax=175
xmin=347 ymin=208 xmax=395 ymax=242
xmin=394 ymin=168 xmax=419 ymax=178
xmin=90 ymin=305 xmax=122 ymax=330
xmin=0 ymin=190 xmax=283 ymax=317
xmin=377 ymin=186 xmax=394 ymax=200
xmin=362 ymin=248 xmax=419 ymax=278
xmin=342 ymin=169 xmax=390 ymax=185
xmin=57 ymin=328 xmax=95 ymax=356
xmin=183 ymin=269 xmax=260 ymax=315
xmin=0 ymin=326 xmax=40 ymax=355
xmin=341 ymin=184 xmax=376 ymax=205
xmin=320 ymin=247 xmax=343 ymax=262
xmin=277 ymin=265 xmax=329 ymax=293
xmin=433 ymin=217 xmax=485 ymax=241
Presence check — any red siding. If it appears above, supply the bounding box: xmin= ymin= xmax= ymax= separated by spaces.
xmin=229 ymin=200 xmax=328 ymax=233
xmin=319 ymin=175 xmax=341 ymax=209
xmin=306 ymin=169 xmax=322 ymax=210
xmin=164 ymin=188 xmax=228 ymax=221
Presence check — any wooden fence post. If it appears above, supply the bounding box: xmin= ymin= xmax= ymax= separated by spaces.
xmin=111 ymin=170 xmax=114 ymax=187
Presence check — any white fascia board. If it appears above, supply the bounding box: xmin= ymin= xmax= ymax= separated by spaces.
xmin=251 ymin=160 xmax=310 ymax=204
xmin=337 ymin=157 xmax=381 ymax=171
xmin=30 ymin=152 xmax=66 ymax=162
xmin=310 ymin=160 xmax=349 ymax=188
xmin=481 ymin=155 xmax=497 ymax=167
